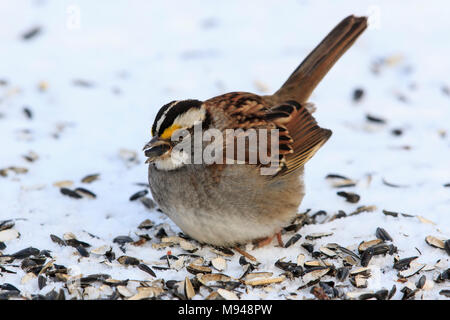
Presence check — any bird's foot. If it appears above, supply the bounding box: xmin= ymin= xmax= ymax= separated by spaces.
xmin=254 ymin=231 xmax=284 ymax=248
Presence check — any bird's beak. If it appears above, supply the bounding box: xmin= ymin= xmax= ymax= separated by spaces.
xmin=143 ymin=136 xmax=171 ymax=163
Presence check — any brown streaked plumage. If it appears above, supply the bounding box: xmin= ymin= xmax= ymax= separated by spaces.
xmin=144 ymin=15 xmax=367 ymax=247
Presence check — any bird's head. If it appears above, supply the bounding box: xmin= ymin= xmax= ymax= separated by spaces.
xmin=143 ymin=99 xmax=207 ymax=170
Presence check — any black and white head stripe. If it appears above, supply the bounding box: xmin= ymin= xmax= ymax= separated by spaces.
xmin=151 ymin=99 xmax=204 ymax=137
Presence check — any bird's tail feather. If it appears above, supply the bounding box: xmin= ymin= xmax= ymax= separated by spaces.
xmin=271 ymin=15 xmax=368 ymax=105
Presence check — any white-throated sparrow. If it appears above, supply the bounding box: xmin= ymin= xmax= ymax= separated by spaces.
xmin=144 ymin=16 xmax=367 ymax=247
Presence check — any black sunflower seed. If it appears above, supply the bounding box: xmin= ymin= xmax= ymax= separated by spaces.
xmin=56 ymin=289 xmax=66 ymax=300
xmin=138 ymin=263 xmax=156 ymax=277
xmin=105 ymin=248 xmax=115 ymax=262
xmin=334 ymin=210 xmax=347 ymax=219
xmin=0 ymin=219 xmax=15 ymax=231
xmin=60 ymin=188 xmax=82 ymax=199
xmin=375 ymin=289 xmax=389 ymax=300
xmin=129 ymin=189 xmax=148 ymax=201
xmin=39 ymin=250 xmax=52 ymax=258
xmin=444 ymin=240 xmax=450 ymax=256
xmin=117 ymin=255 xmax=140 ymax=266
xmin=319 ymin=281 xmax=337 ymax=298
xmin=239 ymin=256 xmax=248 ymax=266
xmin=301 ymin=243 xmax=314 ymax=253
xmin=435 ymin=268 xmax=449 ymax=283
xmin=353 ymin=88 xmax=365 ymax=102
xmin=326 ymin=174 xmax=350 ymax=180
xmin=371 ymin=243 xmax=390 ymax=256
xmin=113 ymin=236 xmax=133 ymax=245
xmin=0 ymin=242 xmax=6 ymax=250
xmin=38 ymin=275 xmax=46 ymax=290
xmin=336 ymin=267 xmax=350 ymax=282
xmin=439 ymin=290 xmax=450 ymax=298
xmin=0 ymin=291 xmax=20 ymax=300
xmin=45 ymin=290 xmax=58 ymax=300
xmin=23 ymin=107 xmax=33 ymax=120
xmin=76 ymin=245 xmax=89 ymax=257
xmin=74 ymin=187 xmax=96 ymax=199
xmin=155 ymin=228 xmax=168 ymax=239
xmin=80 ymin=274 xmax=111 ymax=285
xmin=65 ymin=239 xmax=91 ymax=248
xmin=11 ymin=247 xmax=40 ymax=259
xmin=138 ymin=219 xmax=154 ymax=230
xmin=388 ymin=244 xmax=398 ymax=255
xmin=275 ymin=260 xmax=303 ymax=277
xmin=359 ymin=293 xmax=376 ymax=300
xmin=50 ymin=234 xmax=66 ymax=246
xmin=213 ymin=246 xmax=235 ymax=257
xmin=21 ymin=258 xmax=40 ymax=274
xmin=400 ymin=287 xmax=417 ymax=300
xmin=284 ymin=223 xmax=302 ymax=232
xmin=366 ymin=114 xmax=386 ymax=124
xmin=337 ymin=191 xmax=360 ymax=203
xmin=416 ymin=275 xmax=426 ymax=289
xmin=152 ymin=266 xmax=170 ymax=271
xmin=284 ymin=234 xmax=302 ymax=248
xmin=393 ymin=256 xmax=418 ymax=271
xmin=1 ymin=283 xmax=20 ymax=295
xmin=311 ymin=210 xmax=327 ymax=220
xmin=140 ymin=197 xmax=157 ymax=210
xmin=22 ymin=26 xmax=41 ymax=40
xmin=360 ymin=247 xmax=374 ymax=267
xmin=388 ymin=285 xmax=397 ymax=300
xmin=375 ymin=227 xmax=393 ymax=241
xmin=382 ymin=210 xmax=398 ymax=217
xmin=391 ymin=128 xmax=403 ymax=136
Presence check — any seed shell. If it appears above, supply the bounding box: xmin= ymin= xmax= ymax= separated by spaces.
xmin=184 ymin=277 xmax=195 ymax=300
xmin=217 ymin=288 xmax=238 ymax=300
xmin=393 ymin=256 xmax=418 ymax=271
xmin=358 ymin=239 xmax=383 ymax=253
xmin=117 ymin=255 xmax=140 ymax=266
xmin=244 ymin=276 xmax=285 ymax=287
xmin=81 ymin=174 xmax=100 ymax=183
xmin=425 ymin=236 xmax=445 ymax=249
xmin=211 ymin=257 xmax=227 ymax=271
xmin=74 ymin=187 xmax=96 ymax=199
xmin=0 ymin=220 xmax=15 ymax=231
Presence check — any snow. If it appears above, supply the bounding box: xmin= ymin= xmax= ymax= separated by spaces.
xmin=0 ymin=0 xmax=449 ymax=300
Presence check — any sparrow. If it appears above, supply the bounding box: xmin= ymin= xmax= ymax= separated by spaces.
xmin=143 ymin=15 xmax=367 ymax=247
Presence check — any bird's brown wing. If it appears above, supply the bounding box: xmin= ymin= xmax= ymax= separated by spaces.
xmin=205 ymin=93 xmax=331 ymax=175
xmin=264 ymin=100 xmax=332 ymax=176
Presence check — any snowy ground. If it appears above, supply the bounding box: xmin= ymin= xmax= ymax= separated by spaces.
xmin=0 ymin=0 xmax=449 ymax=300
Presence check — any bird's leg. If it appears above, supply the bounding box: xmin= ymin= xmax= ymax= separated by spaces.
xmin=254 ymin=231 xmax=284 ymax=248
xmin=276 ymin=232 xmax=284 ymax=247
